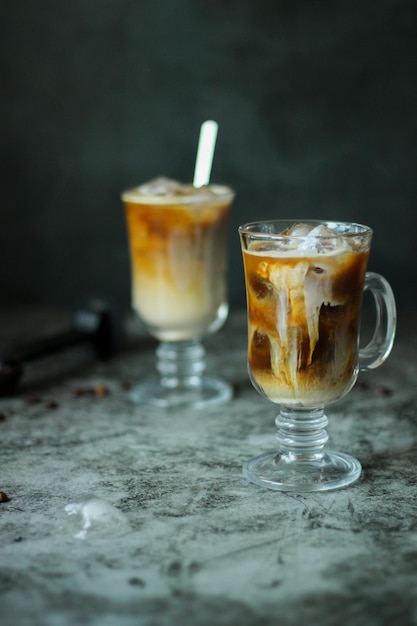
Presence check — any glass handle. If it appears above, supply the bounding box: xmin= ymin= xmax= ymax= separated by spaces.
xmin=359 ymin=272 xmax=397 ymax=371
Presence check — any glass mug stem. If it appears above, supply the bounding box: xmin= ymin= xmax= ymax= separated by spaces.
xmin=275 ymin=406 xmax=329 ymax=461
xmin=156 ymin=340 xmax=206 ymax=388
xmin=129 ymin=337 xmax=233 ymax=408
xmin=243 ymin=404 xmax=362 ymax=491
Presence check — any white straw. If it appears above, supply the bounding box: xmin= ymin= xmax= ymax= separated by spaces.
xmin=193 ymin=120 xmax=218 ymax=187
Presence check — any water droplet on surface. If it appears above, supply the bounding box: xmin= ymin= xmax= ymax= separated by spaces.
xmin=64 ymin=497 xmax=131 ymax=540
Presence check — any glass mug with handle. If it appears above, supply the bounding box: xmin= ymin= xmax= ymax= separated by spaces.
xmin=122 ymin=177 xmax=235 ymax=409
xmin=239 ymin=220 xmax=396 ymax=492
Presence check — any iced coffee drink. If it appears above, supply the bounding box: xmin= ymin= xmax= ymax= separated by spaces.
xmin=240 ymin=222 xmax=371 ymax=406
xmin=122 ymin=177 xmax=234 ymax=341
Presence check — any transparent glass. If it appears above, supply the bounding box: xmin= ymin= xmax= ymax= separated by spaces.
xmin=239 ymin=220 xmax=396 ymax=492
xmin=122 ymin=181 xmax=235 ymax=408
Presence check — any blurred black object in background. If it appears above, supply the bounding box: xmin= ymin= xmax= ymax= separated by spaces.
xmin=0 ymin=301 xmax=117 ymax=396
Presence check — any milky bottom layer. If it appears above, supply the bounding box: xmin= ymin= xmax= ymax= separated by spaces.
xmin=132 ymin=272 xmax=227 ymax=341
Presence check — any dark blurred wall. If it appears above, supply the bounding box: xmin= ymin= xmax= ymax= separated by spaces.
xmin=1 ymin=0 xmax=416 ymax=319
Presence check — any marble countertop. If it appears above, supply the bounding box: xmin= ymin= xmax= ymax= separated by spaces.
xmin=1 ymin=309 xmax=416 ymax=626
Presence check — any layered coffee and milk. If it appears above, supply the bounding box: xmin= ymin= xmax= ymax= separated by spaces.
xmin=122 ymin=177 xmax=234 ymax=341
xmin=241 ymin=223 xmax=371 ymax=406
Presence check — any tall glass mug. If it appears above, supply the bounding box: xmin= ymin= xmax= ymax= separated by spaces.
xmin=239 ymin=220 xmax=396 ymax=492
xmin=122 ymin=177 xmax=235 ymax=409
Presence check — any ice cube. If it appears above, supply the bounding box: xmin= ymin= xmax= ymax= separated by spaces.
xmin=274 ymin=223 xmax=315 ymax=252
xmin=65 ymin=497 xmax=131 ymax=540
xmin=250 ymin=329 xmax=272 ymax=370
xmin=249 ymin=271 xmax=273 ymax=299
xmin=268 ymin=261 xmax=310 ymax=372
xmin=297 ymin=224 xmax=350 ymax=254
xmin=280 ymin=223 xmax=315 ymax=238
xmin=138 ymin=177 xmax=183 ymax=197
xmin=138 ymin=177 xmax=215 ymax=200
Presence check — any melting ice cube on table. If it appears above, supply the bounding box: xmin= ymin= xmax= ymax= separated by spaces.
xmin=65 ymin=498 xmax=131 ymax=540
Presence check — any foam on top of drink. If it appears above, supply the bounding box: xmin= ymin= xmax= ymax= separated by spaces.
xmin=122 ymin=177 xmax=233 ymax=205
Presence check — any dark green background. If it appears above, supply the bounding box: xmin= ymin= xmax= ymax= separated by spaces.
xmin=1 ymin=0 xmax=416 ymax=320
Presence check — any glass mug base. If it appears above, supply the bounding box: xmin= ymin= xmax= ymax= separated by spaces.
xmin=130 ymin=375 xmax=233 ymax=409
xmin=243 ymin=449 xmax=362 ymax=493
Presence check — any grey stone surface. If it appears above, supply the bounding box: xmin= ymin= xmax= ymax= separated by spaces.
xmin=1 ymin=310 xmax=416 ymax=626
